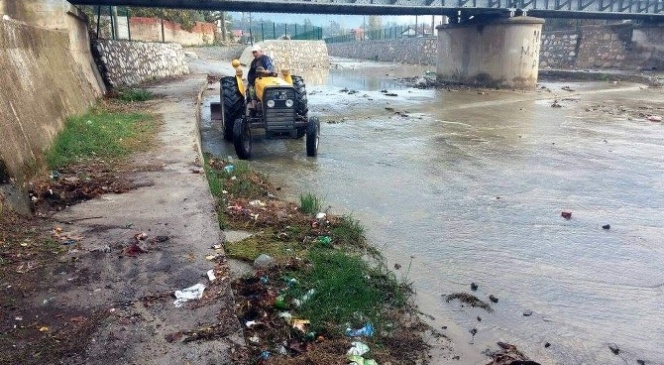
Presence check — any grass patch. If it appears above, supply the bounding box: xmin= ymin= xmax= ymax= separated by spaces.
xmin=445 ymin=292 xmax=493 ymax=312
xmin=46 ymin=106 xmax=154 ymax=169
xmin=299 ymin=193 xmax=323 ymax=215
xmin=286 ymin=248 xmax=408 ymax=334
xmin=114 ymin=88 xmax=153 ymax=103
xmin=331 ymin=214 xmax=365 ymax=246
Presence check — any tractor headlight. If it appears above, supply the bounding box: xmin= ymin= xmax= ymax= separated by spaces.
xmin=285 ymin=99 xmax=294 ymax=107
xmin=267 ymin=100 xmax=275 ymax=108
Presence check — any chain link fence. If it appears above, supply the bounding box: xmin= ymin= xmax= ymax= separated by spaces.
xmin=325 ymin=24 xmax=435 ymax=44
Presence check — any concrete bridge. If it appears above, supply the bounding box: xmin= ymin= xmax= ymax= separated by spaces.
xmin=70 ymin=0 xmax=664 ymax=19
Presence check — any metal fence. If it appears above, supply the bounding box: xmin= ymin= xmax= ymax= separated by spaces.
xmin=325 ymin=24 xmax=435 ymax=44
xmin=240 ymin=22 xmax=323 ymax=43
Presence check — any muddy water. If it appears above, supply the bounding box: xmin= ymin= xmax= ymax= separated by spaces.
xmin=200 ymin=59 xmax=664 ymax=365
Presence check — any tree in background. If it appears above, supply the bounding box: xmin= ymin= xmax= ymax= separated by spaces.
xmin=326 ymin=20 xmax=343 ymax=37
xmin=367 ymin=15 xmax=381 ymax=32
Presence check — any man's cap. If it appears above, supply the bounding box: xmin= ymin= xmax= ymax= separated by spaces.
xmin=251 ymin=44 xmax=261 ymax=52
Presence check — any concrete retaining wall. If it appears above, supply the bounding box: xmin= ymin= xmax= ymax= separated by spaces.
xmin=326 ymin=37 xmax=437 ymax=65
xmin=95 ymin=40 xmax=190 ymax=87
xmin=0 ymin=18 xmax=99 ymax=200
xmin=238 ymin=40 xmax=329 ymax=75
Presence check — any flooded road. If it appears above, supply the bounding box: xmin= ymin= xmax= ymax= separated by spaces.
xmin=200 ymin=58 xmax=664 ymax=365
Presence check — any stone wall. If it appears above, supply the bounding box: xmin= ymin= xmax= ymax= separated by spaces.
xmin=327 ymin=37 xmax=437 ymax=65
xmin=95 ymin=40 xmax=189 ymax=87
xmin=540 ymin=31 xmax=579 ymax=69
xmin=0 ymin=17 xmax=100 ymax=211
xmin=539 ymin=23 xmax=664 ymax=71
xmin=187 ymin=45 xmax=245 ymax=61
xmin=239 ymin=40 xmax=329 ymax=75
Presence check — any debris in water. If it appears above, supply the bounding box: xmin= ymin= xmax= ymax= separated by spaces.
xmin=545 ymin=342 xmax=551 ymax=348
xmin=647 ymin=115 xmax=662 ymax=122
xmin=445 ymin=292 xmax=493 ymax=312
xmin=602 ymin=224 xmax=611 ymax=230
xmin=470 ymin=282 xmax=478 ymax=291
xmin=523 ymin=310 xmax=533 ymax=317
xmin=489 ymin=294 xmax=499 ymax=303
xmin=609 ymin=345 xmax=620 ymax=355
xmin=551 ymin=100 xmax=562 ymax=108
xmin=561 ymin=211 xmax=572 ymax=220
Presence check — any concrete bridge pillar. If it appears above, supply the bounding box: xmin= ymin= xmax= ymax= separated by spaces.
xmin=436 ymin=16 xmax=545 ymax=89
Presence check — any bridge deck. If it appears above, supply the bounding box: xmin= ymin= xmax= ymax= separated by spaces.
xmin=70 ymin=0 xmax=664 ymax=19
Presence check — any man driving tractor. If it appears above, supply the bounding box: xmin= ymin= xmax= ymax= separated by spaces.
xmin=247 ymin=44 xmax=276 ymax=109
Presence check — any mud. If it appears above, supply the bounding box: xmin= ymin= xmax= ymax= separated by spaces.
xmin=199 ymin=55 xmax=664 ymax=365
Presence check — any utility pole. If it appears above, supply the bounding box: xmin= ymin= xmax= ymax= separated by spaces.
xmin=220 ymin=12 xmax=227 ymax=42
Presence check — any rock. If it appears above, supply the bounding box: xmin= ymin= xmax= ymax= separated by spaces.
xmin=602 ymin=224 xmax=611 ymax=230
xmin=561 ymin=211 xmax=572 ymax=220
xmin=545 ymin=342 xmax=551 ymax=348
xmin=253 ymin=254 xmax=275 ymax=269
xmin=608 ymin=345 xmax=620 ymax=355
xmin=523 ymin=310 xmax=533 ymax=317
xmin=489 ymin=294 xmax=499 ymax=303
xmin=470 ymin=282 xmax=478 ymax=291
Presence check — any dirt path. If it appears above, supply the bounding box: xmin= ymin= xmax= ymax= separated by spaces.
xmin=39 ymin=75 xmax=243 ymax=364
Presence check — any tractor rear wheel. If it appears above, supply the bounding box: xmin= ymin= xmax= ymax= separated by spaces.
xmin=306 ymin=117 xmax=320 ymax=157
xmin=233 ymin=118 xmax=252 ymax=160
xmin=292 ymin=75 xmax=308 ymax=139
xmin=221 ymin=76 xmax=244 ymax=142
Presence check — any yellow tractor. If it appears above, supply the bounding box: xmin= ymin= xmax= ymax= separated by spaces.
xmin=217 ymin=59 xmax=319 ymax=159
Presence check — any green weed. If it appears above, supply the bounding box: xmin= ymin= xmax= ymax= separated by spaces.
xmin=299 ymin=193 xmax=323 ymax=215
xmin=46 ymin=108 xmax=153 ymax=169
xmin=331 ymin=214 xmax=366 ymax=246
xmin=115 ymin=88 xmax=153 ymax=102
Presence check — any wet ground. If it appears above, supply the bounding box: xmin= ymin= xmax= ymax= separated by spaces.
xmin=200 ymin=57 xmax=664 ymax=365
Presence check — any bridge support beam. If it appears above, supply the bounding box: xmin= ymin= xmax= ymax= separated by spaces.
xmin=436 ymin=16 xmax=545 ymax=89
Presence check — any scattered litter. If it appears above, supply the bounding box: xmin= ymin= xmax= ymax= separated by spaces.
xmin=647 ymin=115 xmax=662 ymax=122
xmin=602 ymin=224 xmax=611 ymax=230
xmin=15 ymin=316 xmax=22 ymax=321
xmin=253 ymin=253 xmax=275 ymax=269
xmin=291 ymin=319 xmax=310 ymax=332
xmin=347 ymin=341 xmax=370 ymax=356
xmin=561 ymin=211 xmax=572 ymax=220
xmin=249 ymin=335 xmax=260 ymax=343
xmin=551 ymin=100 xmax=562 ymax=108
xmin=316 ymin=212 xmax=326 ymax=220
xmin=523 ymin=310 xmax=533 ymax=317
xmin=249 ymin=200 xmax=266 ymax=207
xmin=165 ymin=332 xmax=183 ymax=343
xmin=317 ymin=236 xmax=332 ymax=246
xmin=259 ymin=276 xmax=269 ymax=284
xmin=211 ymin=244 xmax=222 ymax=250
xmin=561 ymin=86 xmax=576 ymax=92
xmin=278 ymin=311 xmax=293 ymax=322
xmin=206 ymin=269 xmax=216 ymax=282
xmin=135 ymin=232 xmax=148 ymax=240
xmin=470 ymin=282 xmax=478 ymax=291
xmin=286 ymin=277 xmax=298 ymax=287
xmin=62 ymin=239 xmax=76 ymax=246
xmin=258 ymin=351 xmax=270 ymax=360
xmin=348 ymin=355 xmax=378 ymax=365
xmin=205 ymin=254 xmax=217 ymax=261
xmin=293 ymin=289 xmax=316 ymax=307
xmin=489 ymin=295 xmax=499 ymax=303
xmin=224 ymin=165 xmax=235 ymax=173
xmin=39 ymin=326 xmax=49 ymax=332
xmin=274 ymin=295 xmax=288 ymax=310
xmin=394 ymin=263 xmax=401 ymax=270
xmin=245 ymin=320 xmax=258 ymax=328
xmin=173 ymin=283 xmax=206 ymax=308
xmin=346 ymin=323 xmax=374 ymax=337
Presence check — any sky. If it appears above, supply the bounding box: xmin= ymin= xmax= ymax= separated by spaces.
xmin=229 ymin=13 xmax=445 ymax=29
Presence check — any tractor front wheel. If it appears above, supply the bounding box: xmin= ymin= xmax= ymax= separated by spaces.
xmin=221 ymin=76 xmax=244 ymax=142
xmin=306 ymin=117 xmax=320 ymax=157
xmin=233 ymin=118 xmax=252 ymax=160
